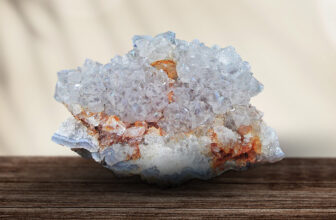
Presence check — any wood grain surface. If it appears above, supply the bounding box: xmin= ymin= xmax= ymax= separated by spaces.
xmin=0 ymin=157 xmax=335 ymax=219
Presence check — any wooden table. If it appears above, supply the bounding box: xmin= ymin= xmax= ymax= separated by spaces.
xmin=0 ymin=157 xmax=335 ymax=219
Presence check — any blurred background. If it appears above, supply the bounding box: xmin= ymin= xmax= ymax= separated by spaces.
xmin=0 ymin=0 xmax=335 ymax=156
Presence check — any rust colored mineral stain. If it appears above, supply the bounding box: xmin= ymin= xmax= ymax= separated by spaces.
xmin=207 ymin=128 xmax=218 ymax=143
xmin=237 ymin=125 xmax=252 ymax=136
xmin=251 ymin=136 xmax=262 ymax=154
xmin=210 ymin=125 xmax=261 ymax=170
xmin=113 ymin=115 xmax=120 ymax=121
xmin=146 ymin=126 xmax=165 ymax=136
xmin=151 ymin=60 xmax=178 ymax=80
xmin=167 ymin=91 xmax=174 ymax=103
xmin=151 ymin=60 xmax=178 ymax=104
xmin=71 ymin=108 xmax=169 ymax=161
xmin=126 ymin=144 xmax=141 ymax=160
xmin=134 ymin=121 xmax=148 ymax=129
xmin=71 ymin=106 xmax=261 ymax=167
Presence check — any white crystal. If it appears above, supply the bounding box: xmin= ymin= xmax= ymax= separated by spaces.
xmin=55 ymin=32 xmax=265 ymax=133
xmin=53 ymin=31 xmax=284 ymax=185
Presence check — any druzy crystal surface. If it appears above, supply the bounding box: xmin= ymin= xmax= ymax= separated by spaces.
xmin=52 ymin=31 xmax=284 ymax=185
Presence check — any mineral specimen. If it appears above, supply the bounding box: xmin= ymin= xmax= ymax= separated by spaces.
xmin=52 ymin=31 xmax=284 ymax=185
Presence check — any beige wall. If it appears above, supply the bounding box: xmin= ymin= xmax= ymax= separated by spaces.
xmin=0 ymin=0 xmax=335 ymax=156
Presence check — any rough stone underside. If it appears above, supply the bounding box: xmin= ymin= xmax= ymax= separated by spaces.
xmin=52 ymin=31 xmax=284 ymax=185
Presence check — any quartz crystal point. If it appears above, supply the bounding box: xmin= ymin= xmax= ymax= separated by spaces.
xmin=52 ymin=31 xmax=284 ymax=185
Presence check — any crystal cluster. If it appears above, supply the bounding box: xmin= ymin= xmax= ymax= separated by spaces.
xmin=52 ymin=31 xmax=284 ymax=185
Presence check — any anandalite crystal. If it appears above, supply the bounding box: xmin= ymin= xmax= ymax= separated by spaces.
xmin=52 ymin=31 xmax=284 ymax=185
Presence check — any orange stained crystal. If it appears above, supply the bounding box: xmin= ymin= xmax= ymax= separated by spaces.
xmin=151 ymin=59 xmax=178 ymax=80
